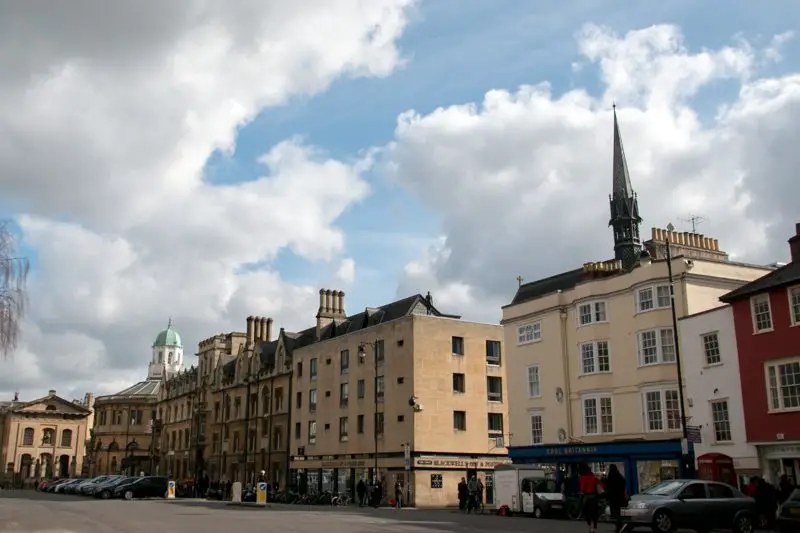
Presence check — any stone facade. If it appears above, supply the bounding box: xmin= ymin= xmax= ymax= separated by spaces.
xmin=0 ymin=390 xmax=93 ymax=484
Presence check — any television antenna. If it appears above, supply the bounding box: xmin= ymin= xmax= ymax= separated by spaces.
xmin=680 ymin=214 xmax=706 ymax=233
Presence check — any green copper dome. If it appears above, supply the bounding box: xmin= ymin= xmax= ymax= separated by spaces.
xmin=153 ymin=318 xmax=182 ymax=348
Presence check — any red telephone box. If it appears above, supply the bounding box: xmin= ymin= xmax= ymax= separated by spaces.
xmin=697 ymin=453 xmax=737 ymax=485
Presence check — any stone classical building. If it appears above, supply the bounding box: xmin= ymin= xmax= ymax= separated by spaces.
xmin=502 ymin=110 xmax=772 ymax=491
xmin=289 ymin=290 xmax=508 ymax=508
xmin=198 ymin=317 xmax=293 ymax=489
xmin=89 ymin=320 xmax=183 ymax=476
xmin=0 ymin=390 xmax=93 ymax=484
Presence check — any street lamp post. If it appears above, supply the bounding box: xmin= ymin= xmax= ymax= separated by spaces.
xmin=665 ymin=235 xmax=694 ymax=476
xmin=357 ymin=342 xmax=381 ymax=485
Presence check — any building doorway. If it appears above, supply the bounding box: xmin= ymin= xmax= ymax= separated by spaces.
xmin=58 ymin=455 xmax=70 ymax=477
xmin=466 ymin=468 xmax=477 ymax=480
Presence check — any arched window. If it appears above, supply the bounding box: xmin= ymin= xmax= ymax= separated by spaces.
xmin=46 ymin=404 xmax=57 ymax=411
xmin=108 ymin=441 xmax=120 ymax=452
xmin=168 ymin=351 xmax=173 ymax=363
xmin=262 ymin=388 xmax=269 ymax=415
xmin=60 ymin=429 xmax=73 ymax=447
xmin=22 ymin=427 xmax=34 ymax=446
xmin=110 ymin=457 xmax=117 ymax=472
xmin=224 ymin=396 xmax=231 ymax=420
xmin=158 ymin=351 xmax=163 ymax=363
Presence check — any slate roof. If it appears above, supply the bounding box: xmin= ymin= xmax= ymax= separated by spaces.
xmin=507 ymin=268 xmax=589 ymax=307
xmin=97 ymin=378 xmax=162 ymax=401
xmin=720 ymin=261 xmax=800 ymax=302
xmin=220 ymin=293 xmax=453 ymax=377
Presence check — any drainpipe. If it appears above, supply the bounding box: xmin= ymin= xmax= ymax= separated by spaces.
xmin=559 ymin=305 xmax=573 ymax=439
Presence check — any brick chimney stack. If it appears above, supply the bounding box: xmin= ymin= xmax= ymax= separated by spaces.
xmin=789 ymin=222 xmax=800 ymax=264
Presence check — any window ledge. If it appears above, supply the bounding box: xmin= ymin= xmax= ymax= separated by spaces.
xmin=767 ymin=407 xmax=800 ymax=414
xmin=517 ymin=338 xmax=543 ymax=347
xmin=752 ymin=328 xmax=774 ymax=335
xmin=579 ymin=371 xmax=613 ymax=377
xmin=638 ymin=361 xmax=677 ymax=369
xmin=703 ymin=362 xmax=724 ymax=369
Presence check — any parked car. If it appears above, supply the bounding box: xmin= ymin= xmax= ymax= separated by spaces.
xmin=621 ymin=479 xmax=756 ymax=533
xmin=80 ymin=475 xmax=120 ymax=495
xmin=777 ymin=488 xmax=800 ymax=533
xmin=92 ymin=476 xmax=138 ymax=499
xmin=112 ymin=476 xmax=169 ymax=500
xmin=67 ymin=475 xmax=111 ymax=494
xmin=43 ymin=478 xmax=69 ymax=492
xmin=54 ymin=479 xmax=84 ymax=493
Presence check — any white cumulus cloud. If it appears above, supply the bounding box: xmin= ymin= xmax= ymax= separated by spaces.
xmin=384 ymin=24 xmax=800 ymax=323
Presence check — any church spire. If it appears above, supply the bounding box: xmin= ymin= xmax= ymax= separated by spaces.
xmin=608 ymin=106 xmax=642 ymax=270
xmin=612 ymin=105 xmax=633 ymax=198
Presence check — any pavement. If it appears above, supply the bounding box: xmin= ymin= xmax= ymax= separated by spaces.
xmin=0 ymin=490 xmax=616 ymax=533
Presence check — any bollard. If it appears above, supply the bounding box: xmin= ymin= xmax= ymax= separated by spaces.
xmin=256 ymin=482 xmax=267 ymax=506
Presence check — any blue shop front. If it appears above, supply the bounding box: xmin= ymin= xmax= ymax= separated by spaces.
xmin=508 ymin=439 xmax=694 ymax=496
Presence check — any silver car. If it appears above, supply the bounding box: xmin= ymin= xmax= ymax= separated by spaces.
xmin=621 ymin=479 xmax=756 ymax=533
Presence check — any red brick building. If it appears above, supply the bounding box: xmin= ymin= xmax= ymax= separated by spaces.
xmin=720 ymin=222 xmax=800 ymax=484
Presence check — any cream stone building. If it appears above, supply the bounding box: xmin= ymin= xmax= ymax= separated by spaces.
xmin=197 ymin=317 xmax=293 ymax=489
xmin=0 ymin=390 xmax=93 ymax=484
xmin=503 ymin=112 xmax=772 ymax=474
xmin=289 ymin=290 xmax=508 ymax=508
xmin=89 ymin=320 xmax=183 ymax=476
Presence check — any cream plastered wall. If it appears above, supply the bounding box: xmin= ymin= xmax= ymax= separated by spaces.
xmin=504 ymin=256 xmax=771 ymax=446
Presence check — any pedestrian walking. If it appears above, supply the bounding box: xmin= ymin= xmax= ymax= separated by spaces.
xmin=604 ymin=465 xmax=627 ymax=533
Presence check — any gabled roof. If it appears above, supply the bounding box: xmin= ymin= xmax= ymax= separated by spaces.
xmin=3 ymin=393 xmax=91 ymax=415
xmin=720 ymin=262 xmax=800 ymax=302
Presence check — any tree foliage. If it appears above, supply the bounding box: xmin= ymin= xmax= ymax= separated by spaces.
xmin=0 ymin=221 xmax=29 ymax=359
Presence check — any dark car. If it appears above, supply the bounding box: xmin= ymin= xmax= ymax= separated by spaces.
xmin=621 ymin=479 xmax=756 ymax=533
xmin=44 ymin=479 xmax=70 ymax=492
xmin=80 ymin=475 xmax=120 ymax=495
xmin=777 ymin=488 xmax=800 ymax=533
xmin=92 ymin=476 xmax=137 ymax=499
xmin=54 ymin=478 xmax=85 ymax=493
xmin=112 ymin=476 xmax=169 ymax=500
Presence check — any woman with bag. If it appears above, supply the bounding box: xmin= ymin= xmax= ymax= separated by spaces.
xmin=579 ymin=464 xmax=601 ymax=533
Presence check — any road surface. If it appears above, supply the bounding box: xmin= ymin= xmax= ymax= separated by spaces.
xmin=0 ymin=490 xmax=612 ymax=533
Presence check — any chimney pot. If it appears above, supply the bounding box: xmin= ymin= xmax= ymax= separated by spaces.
xmin=246 ymin=316 xmax=255 ymax=345
xmin=324 ymin=289 xmax=332 ymax=312
xmin=254 ymin=316 xmax=262 ymax=342
xmin=789 ymin=222 xmax=800 ymax=263
xmin=48 ymin=390 xmax=56 ymax=396
xmin=265 ymin=318 xmax=273 ymax=341
xmin=337 ymin=291 xmax=345 ymax=315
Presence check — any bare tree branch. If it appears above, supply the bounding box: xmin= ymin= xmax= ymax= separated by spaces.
xmin=0 ymin=220 xmax=29 ymax=359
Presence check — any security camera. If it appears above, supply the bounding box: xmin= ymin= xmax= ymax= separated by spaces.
xmin=408 ymin=395 xmax=418 ymax=407
xmin=413 ymin=404 xmax=424 ymax=413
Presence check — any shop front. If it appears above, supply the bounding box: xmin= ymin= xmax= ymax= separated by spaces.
xmin=411 ymin=454 xmax=511 ymax=508
xmin=289 ymin=453 xmax=510 ymax=507
xmin=757 ymin=442 xmax=800 ymax=485
xmin=508 ymin=439 xmax=693 ymax=496
xmin=289 ymin=456 xmax=407 ymax=501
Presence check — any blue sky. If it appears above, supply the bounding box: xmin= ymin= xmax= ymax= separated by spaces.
xmin=199 ymin=0 xmax=800 ymax=314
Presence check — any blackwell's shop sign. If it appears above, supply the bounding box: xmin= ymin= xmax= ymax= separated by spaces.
xmin=414 ymin=456 xmax=511 ymax=469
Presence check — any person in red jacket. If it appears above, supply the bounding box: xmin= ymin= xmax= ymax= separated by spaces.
xmin=744 ymin=476 xmax=758 ymax=497
xmin=579 ymin=464 xmax=601 ymax=533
